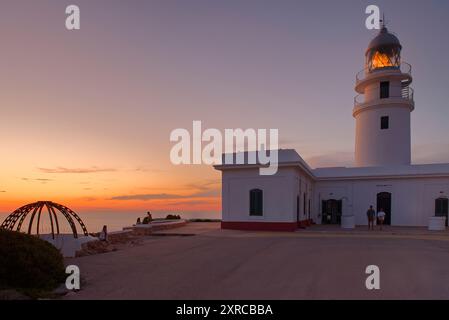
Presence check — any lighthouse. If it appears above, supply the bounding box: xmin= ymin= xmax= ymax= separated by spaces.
xmin=216 ymin=18 xmax=449 ymax=231
xmin=354 ymin=25 xmax=414 ymax=167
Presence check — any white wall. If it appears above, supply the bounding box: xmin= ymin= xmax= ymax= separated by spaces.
xmin=354 ymin=74 xmax=413 ymax=167
xmin=354 ymin=104 xmax=411 ymax=167
xmin=316 ymin=177 xmax=449 ymax=226
xmin=220 ymin=166 xmax=449 ymax=227
xmin=222 ymin=166 xmax=314 ymax=223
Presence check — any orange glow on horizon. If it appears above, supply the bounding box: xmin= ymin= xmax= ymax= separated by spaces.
xmin=0 ymin=196 xmax=221 ymax=214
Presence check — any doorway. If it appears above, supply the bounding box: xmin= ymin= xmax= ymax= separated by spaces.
xmin=435 ymin=197 xmax=448 ymax=227
xmin=321 ymin=199 xmax=342 ymax=225
xmin=377 ymin=192 xmax=392 ymax=225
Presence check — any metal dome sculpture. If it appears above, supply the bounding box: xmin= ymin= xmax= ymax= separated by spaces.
xmin=0 ymin=201 xmax=88 ymax=239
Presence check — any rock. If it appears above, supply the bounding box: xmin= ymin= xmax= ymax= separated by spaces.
xmin=52 ymin=283 xmax=69 ymax=296
xmin=0 ymin=289 xmax=31 ymax=300
xmin=65 ymin=291 xmax=77 ymax=298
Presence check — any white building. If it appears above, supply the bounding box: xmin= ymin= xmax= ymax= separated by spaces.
xmin=214 ymin=26 xmax=449 ymax=231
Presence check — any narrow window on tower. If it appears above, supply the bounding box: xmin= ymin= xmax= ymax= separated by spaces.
xmin=249 ymin=189 xmax=263 ymax=216
xmin=380 ymin=81 xmax=390 ymax=99
xmin=381 ymin=116 xmax=389 ymax=130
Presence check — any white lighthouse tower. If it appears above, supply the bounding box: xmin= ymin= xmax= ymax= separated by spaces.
xmin=354 ymin=25 xmax=414 ymax=167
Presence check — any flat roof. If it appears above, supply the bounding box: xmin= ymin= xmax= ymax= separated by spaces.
xmin=214 ymin=149 xmax=449 ymax=180
xmin=214 ymin=149 xmax=315 ymax=177
xmin=313 ymin=163 xmax=449 ymax=180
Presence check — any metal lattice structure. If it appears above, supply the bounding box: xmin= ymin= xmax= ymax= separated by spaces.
xmin=0 ymin=201 xmax=88 ymax=239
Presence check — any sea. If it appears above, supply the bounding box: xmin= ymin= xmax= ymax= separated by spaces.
xmin=0 ymin=210 xmax=221 ymax=234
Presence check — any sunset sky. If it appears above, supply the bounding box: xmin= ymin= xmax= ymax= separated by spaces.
xmin=1 ymin=0 xmax=449 ymax=215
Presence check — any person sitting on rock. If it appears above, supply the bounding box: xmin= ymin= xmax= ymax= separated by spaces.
xmin=142 ymin=211 xmax=153 ymax=224
xmin=99 ymin=225 xmax=108 ymax=242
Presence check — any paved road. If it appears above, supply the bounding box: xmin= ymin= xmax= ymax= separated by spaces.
xmin=66 ymin=223 xmax=449 ymax=299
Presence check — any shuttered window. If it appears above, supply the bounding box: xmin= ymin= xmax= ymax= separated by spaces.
xmin=249 ymin=189 xmax=263 ymax=216
xmin=435 ymin=198 xmax=448 ymax=216
xmin=381 ymin=116 xmax=389 ymax=130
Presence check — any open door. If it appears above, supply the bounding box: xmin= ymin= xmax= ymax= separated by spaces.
xmin=321 ymin=199 xmax=342 ymax=225
xmin=377 ymin=192 xmax=392 ymax=225
xmin=435 ymin=198 xmax=448 ymax=227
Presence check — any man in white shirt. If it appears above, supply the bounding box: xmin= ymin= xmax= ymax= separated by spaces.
xmin=377 ymin=209 xmax=386 ymax=230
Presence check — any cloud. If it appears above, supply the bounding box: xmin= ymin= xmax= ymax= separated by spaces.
xmin=305 ymin=151 xmax=354 ymax=168
xmin=110 ymin=189 xmax=220 ymax=201
xmin=21 ymin=178 xmax=54 ymax=183
xmin=191 ymin=189 xmax=221 ymax=197
xmin=133 ymin=166 xmax=165 ymax=173
xmin=110 ymin=179 xmax=221 ymax=202
xmin=80 ymin=197 xmax=97 ymax=202
xmin=38 ymin=166 xmax=116 ymax=174
xmin=110 ymin=193 xmax=186 ymax=201
xmin=0 ymin=190 xmax=6 ymax=193
xmin=184 ymin=179 xmax=221 ymax=192
xmin=278 ymin=137 xmax=308 ymax=147
xmin=412 ymin=143 xmax=449 ymax=164
xmin=166 ymin=200 xmax=218 ymax=206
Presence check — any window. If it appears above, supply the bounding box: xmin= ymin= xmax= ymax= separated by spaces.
xmin=296 ymin=195 xmax=300 ymax=217
xmin=380 ymin=81 xmax=390 ymax=99
xmin=381 ymin=116 xmax=389 ymax=130
xmin=249 ymin=189 xmax=263 ymax=216
xmin=303 ymin=193 xmax=307 ymax=216
xmin=435 ymin=197 xmax=448 ymax=226
xmin=308 ymin=199 xmax=311 ymax=218
xmin=435 ymin=198 xmax=448 ymax=216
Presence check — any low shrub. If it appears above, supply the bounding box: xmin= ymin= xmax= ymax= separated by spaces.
xmin=165 ymin=214 xmax=181 ymax=220
xmin=0 ymin=229 xmax=66 ymax=295
xmin=189 ymin=219 xmax=221 ymax=222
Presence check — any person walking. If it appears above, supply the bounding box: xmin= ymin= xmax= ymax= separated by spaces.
xmin=367 ymin=205 xmax=376 ymax=230
xmin=377 ymin=208 xmax=386 ymax=230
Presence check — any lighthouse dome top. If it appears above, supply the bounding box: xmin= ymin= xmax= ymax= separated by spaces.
xmin=365 ymin=26 xmax=402 ymax=72
xmin=366 ymin=26 xmax=402 ymax=53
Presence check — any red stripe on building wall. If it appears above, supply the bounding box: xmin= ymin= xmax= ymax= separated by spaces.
xmin=221 ymin=221 xmax=300 ymax=232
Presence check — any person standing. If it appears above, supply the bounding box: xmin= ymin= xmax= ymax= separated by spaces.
xmin=377 ymin=208 xmax=386 ymax=230
xmin=367 ymin=205 xmax=376 ymax=230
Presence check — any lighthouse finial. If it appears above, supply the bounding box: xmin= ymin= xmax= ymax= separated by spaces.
xmin=380 ymin=13 xmax=387 ymax=29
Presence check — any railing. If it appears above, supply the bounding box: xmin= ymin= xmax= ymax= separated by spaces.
xmin=353 ymin=94 xmax=365 ymax=107
xmin=356 ymin=62 xmax=412 ymax=83
xmin=354 ymin=86 xmax=414 ymax=108
xmin=401 ymin=86 xmax=414 ymax=101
